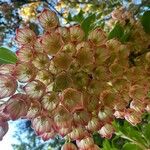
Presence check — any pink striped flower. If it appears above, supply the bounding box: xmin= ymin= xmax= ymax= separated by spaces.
xmin=4 ymin=94 xmax=30 ymax=120
xmin=0 ymin=74 xmax=17 ymax=99
xmin=32 ymin=115 xmax=53 ymax=135
xmin=61 ymin=143 xmax=77 ymax=150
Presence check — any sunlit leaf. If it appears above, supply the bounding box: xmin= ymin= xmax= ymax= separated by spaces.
xmin=0 ymin=47 xmax=17 ymax=64
xmin=81 ymin=14 xmax=96 ymax=37
xmin=108 ymin=23 xmax=124 ymax=40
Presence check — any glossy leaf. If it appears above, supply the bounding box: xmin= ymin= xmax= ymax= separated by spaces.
xmin=141 ymin=11 xmax=150 ymax=34
xmin=108 ymin=23 xmax=124 ymax=40
xmin=0 ymin=47 xmax=17 ymax=64
xmin=81 ymin=14 xmax=96 ymax=37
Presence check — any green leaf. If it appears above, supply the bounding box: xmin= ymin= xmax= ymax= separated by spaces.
xmin=122 ymin=143 xmax=142 ymax=150
xmin=93 ymin=133 xmax=103 ymax=146
xmin=81 ymin=14 xmax=96 ymax=37
xmin=112 ymin=136 xmax=126 ymax=149
xmin=141 ymin=11 xmax=150 ymax=34
xmin=73 ymin=10 xmax=84 ymax=23
xmin=143 ymin=123 xmax=150 ymax=142
xmin=0 ymin=47 xmax=17 ymax=64
xmin=102 ymin=140 xmax=117 ymax=150
xmin=67 ymin=12 xmax=73 ymax=22
xmin=108 ymin=23 xmax=124 ymax=40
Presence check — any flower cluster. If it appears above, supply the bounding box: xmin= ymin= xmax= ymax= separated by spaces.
xmin=0 ymin=8 xmax=150 ymax=149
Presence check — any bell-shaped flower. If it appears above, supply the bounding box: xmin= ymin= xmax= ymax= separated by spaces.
xmin=0 ymin=74 xmax=17 ymax=99
xmin=124 ymin=109 xmax=142 ymax=126
xmin=73 ymin=110 xmax=91 ymax=126
xmin=113 ymin=110 xmax=125 ymax=119
xmin=53 ymin=105 xmax=72 ymax=128
xmin=15 ymin=62 xmax=36 ymax=83
xmin=58 ymin=127 xmax=71 ymax=137
xmin=85 ymin=95 xmax=100 ymax=112
xmin=100 ymin=90 xmax=116 ymax=107
xmin=98 ymin=107 xmax=113 ymax=122
xmin=0 ymin=121 xmax=8 ymax=141
xmin=26 ymin=100 xmax=41 ymax=119
xmin=24 ymin=80 xmax=46 ymax=99
xmin=32 ymin=52 xmax=50 ymax=70
xmin=42 ymin=32 xmax=63 ymax=55
xmin=109 ymin=63 xmax=125 ymax=77
xmin=36 ymin=70 xmax=53 ymax=85
xmin=62 ymin=43 xmax=76 ymax=56
xmin=41 ymin=92 xmax=59 ymax=112
xmin=38 ymin=9 xmax=59 ymax=30
xmin=70 ymin=25 xmax=84 ymax=43
xmin=130 ymin=100 xmax=145 ymax=112
xmin=39 ymin=128 xmax=56 ymax=141
xmin=32 ymin=115 xmax=53 ymax=135
xmin=62 ymin=88 xmax=83 ymax=113
xmin=33 ymin=36 xmax=44 ymax=52
xmin=61 ymin=143 xmax=77 ymax=150
xmin=129 ymin=84 xmax=147 ymax=100
xmin=95 ymin=45 xmax=110 ymax=65
xmin=15 ymin=27 xmax=36 ymax=45
xmin=0 ymin=64 xmax=15 ymax=75
xmin=16 ymin=46 xmax=33 ymax=62
xmin=54 ymin=72 xmax=73 ymax=91
xmin=75 ymin=43 xmax=94 ymax=66
xmin=53 ymin=52 xmax=73 ymax=70
xmin=88 ymin=28 xmax=107 ymax=46
xmin=56 ymin=27 xmax=70 ymax=43
xmin=4 ymin=94 xmax=30 ymax=120
xmin=76 ymin=137 xmax=94 ymax=149
xmin=86 ymin=117 xmax=101 ymax=132
xmin=98 ymin=123 xmax=114 ymax=139
xmin=68 ymin=127 xmax=89 ymax=140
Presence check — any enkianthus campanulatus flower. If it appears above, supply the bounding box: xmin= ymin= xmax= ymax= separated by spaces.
xmin=0 ymin=8 xmax=150 ymax=149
